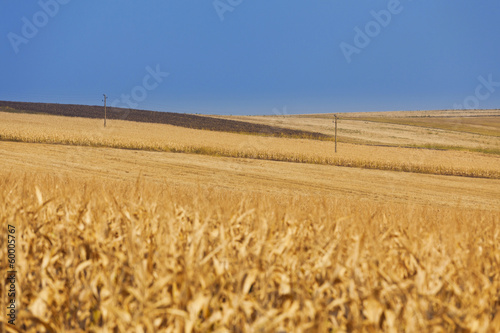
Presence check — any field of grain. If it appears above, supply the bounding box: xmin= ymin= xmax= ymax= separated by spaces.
xmin=1 ymin=141 xmax=499 ymax=209
xmin=215 ymin=110 xmax=500 ymax=152
xmin=1 ymin=109 xmax=500 ymax=332
xmin=1 ymin=172 xmax=500 ymax=332
xmin=1 ymin=111 xmax=499 ymax=179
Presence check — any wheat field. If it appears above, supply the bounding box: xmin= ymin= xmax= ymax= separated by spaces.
xmin=1 ymin=110 xmax=500 ymax=332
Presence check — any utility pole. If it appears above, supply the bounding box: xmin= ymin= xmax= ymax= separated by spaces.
xmin=102 ymin=94 xmax=107 ymax=128
xmin=333 ymin=114 xmax=338 ymax=153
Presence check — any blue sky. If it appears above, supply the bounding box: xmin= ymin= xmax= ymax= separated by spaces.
xmin=1 ymin=1 xmax=500 ymax=115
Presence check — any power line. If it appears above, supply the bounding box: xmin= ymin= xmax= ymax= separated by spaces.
xmin=102 ymin=94 xmax=107 ymax=128
xmin=333 ymin=114 xmax=338 ymax=153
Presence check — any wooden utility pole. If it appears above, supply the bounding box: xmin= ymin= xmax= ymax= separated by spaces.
xmin=334 ymin=114 xmax=338 ymax=153
xmin=103 ymin=94 xmax=107 ymax=128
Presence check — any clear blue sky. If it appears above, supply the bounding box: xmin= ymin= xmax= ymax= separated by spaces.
xmin=1 ymin=1 xmax=500 ymax=115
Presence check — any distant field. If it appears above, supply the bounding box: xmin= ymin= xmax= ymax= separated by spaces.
xmin=216 ymin=110 xmax=500 ymax=153
xmin=342 ymin=116 xmax=500 ymax=137
xmin=1 ymin=111 xmax=499 ymax=179
xmin=0 ymin=101 xmax=330 ymax=140
xmin=311 ymin=109 xmax=500 ymax=118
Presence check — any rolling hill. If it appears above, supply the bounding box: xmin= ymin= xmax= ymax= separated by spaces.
xmin=0 ymin=100 xmax=330 ymax=140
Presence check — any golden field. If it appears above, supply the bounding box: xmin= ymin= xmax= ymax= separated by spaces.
xmin=0 ymin=109 xmax=500 ymax=332
xmin=0 ymin=174 xmax=499 ymax=332
xmin=215 ymin=109 xmax=500 ymax=152
xmin=0 ymin=111 xmax=499 ymax=179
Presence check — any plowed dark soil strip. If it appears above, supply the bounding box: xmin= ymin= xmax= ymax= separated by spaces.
xmin=0 ymin=101 xmax=331 ymax=140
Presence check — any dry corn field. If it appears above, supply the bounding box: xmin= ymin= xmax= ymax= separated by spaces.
xmin=1 ymin=110 xmax=500 ymax=332
xmin=0 ymin=174 xmax=499 ymax=333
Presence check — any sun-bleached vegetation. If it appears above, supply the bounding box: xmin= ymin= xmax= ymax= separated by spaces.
xmin=1 ymin=175 xmax=500 ymax=332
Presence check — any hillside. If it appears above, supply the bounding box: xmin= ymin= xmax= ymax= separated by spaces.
xmin=214 ymin=109 xmax=500 ymax=153
xmin=1 ymin=111 xmax=499 ymax=179
xmin=0 ymin=100 xmax=330 ymax=140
